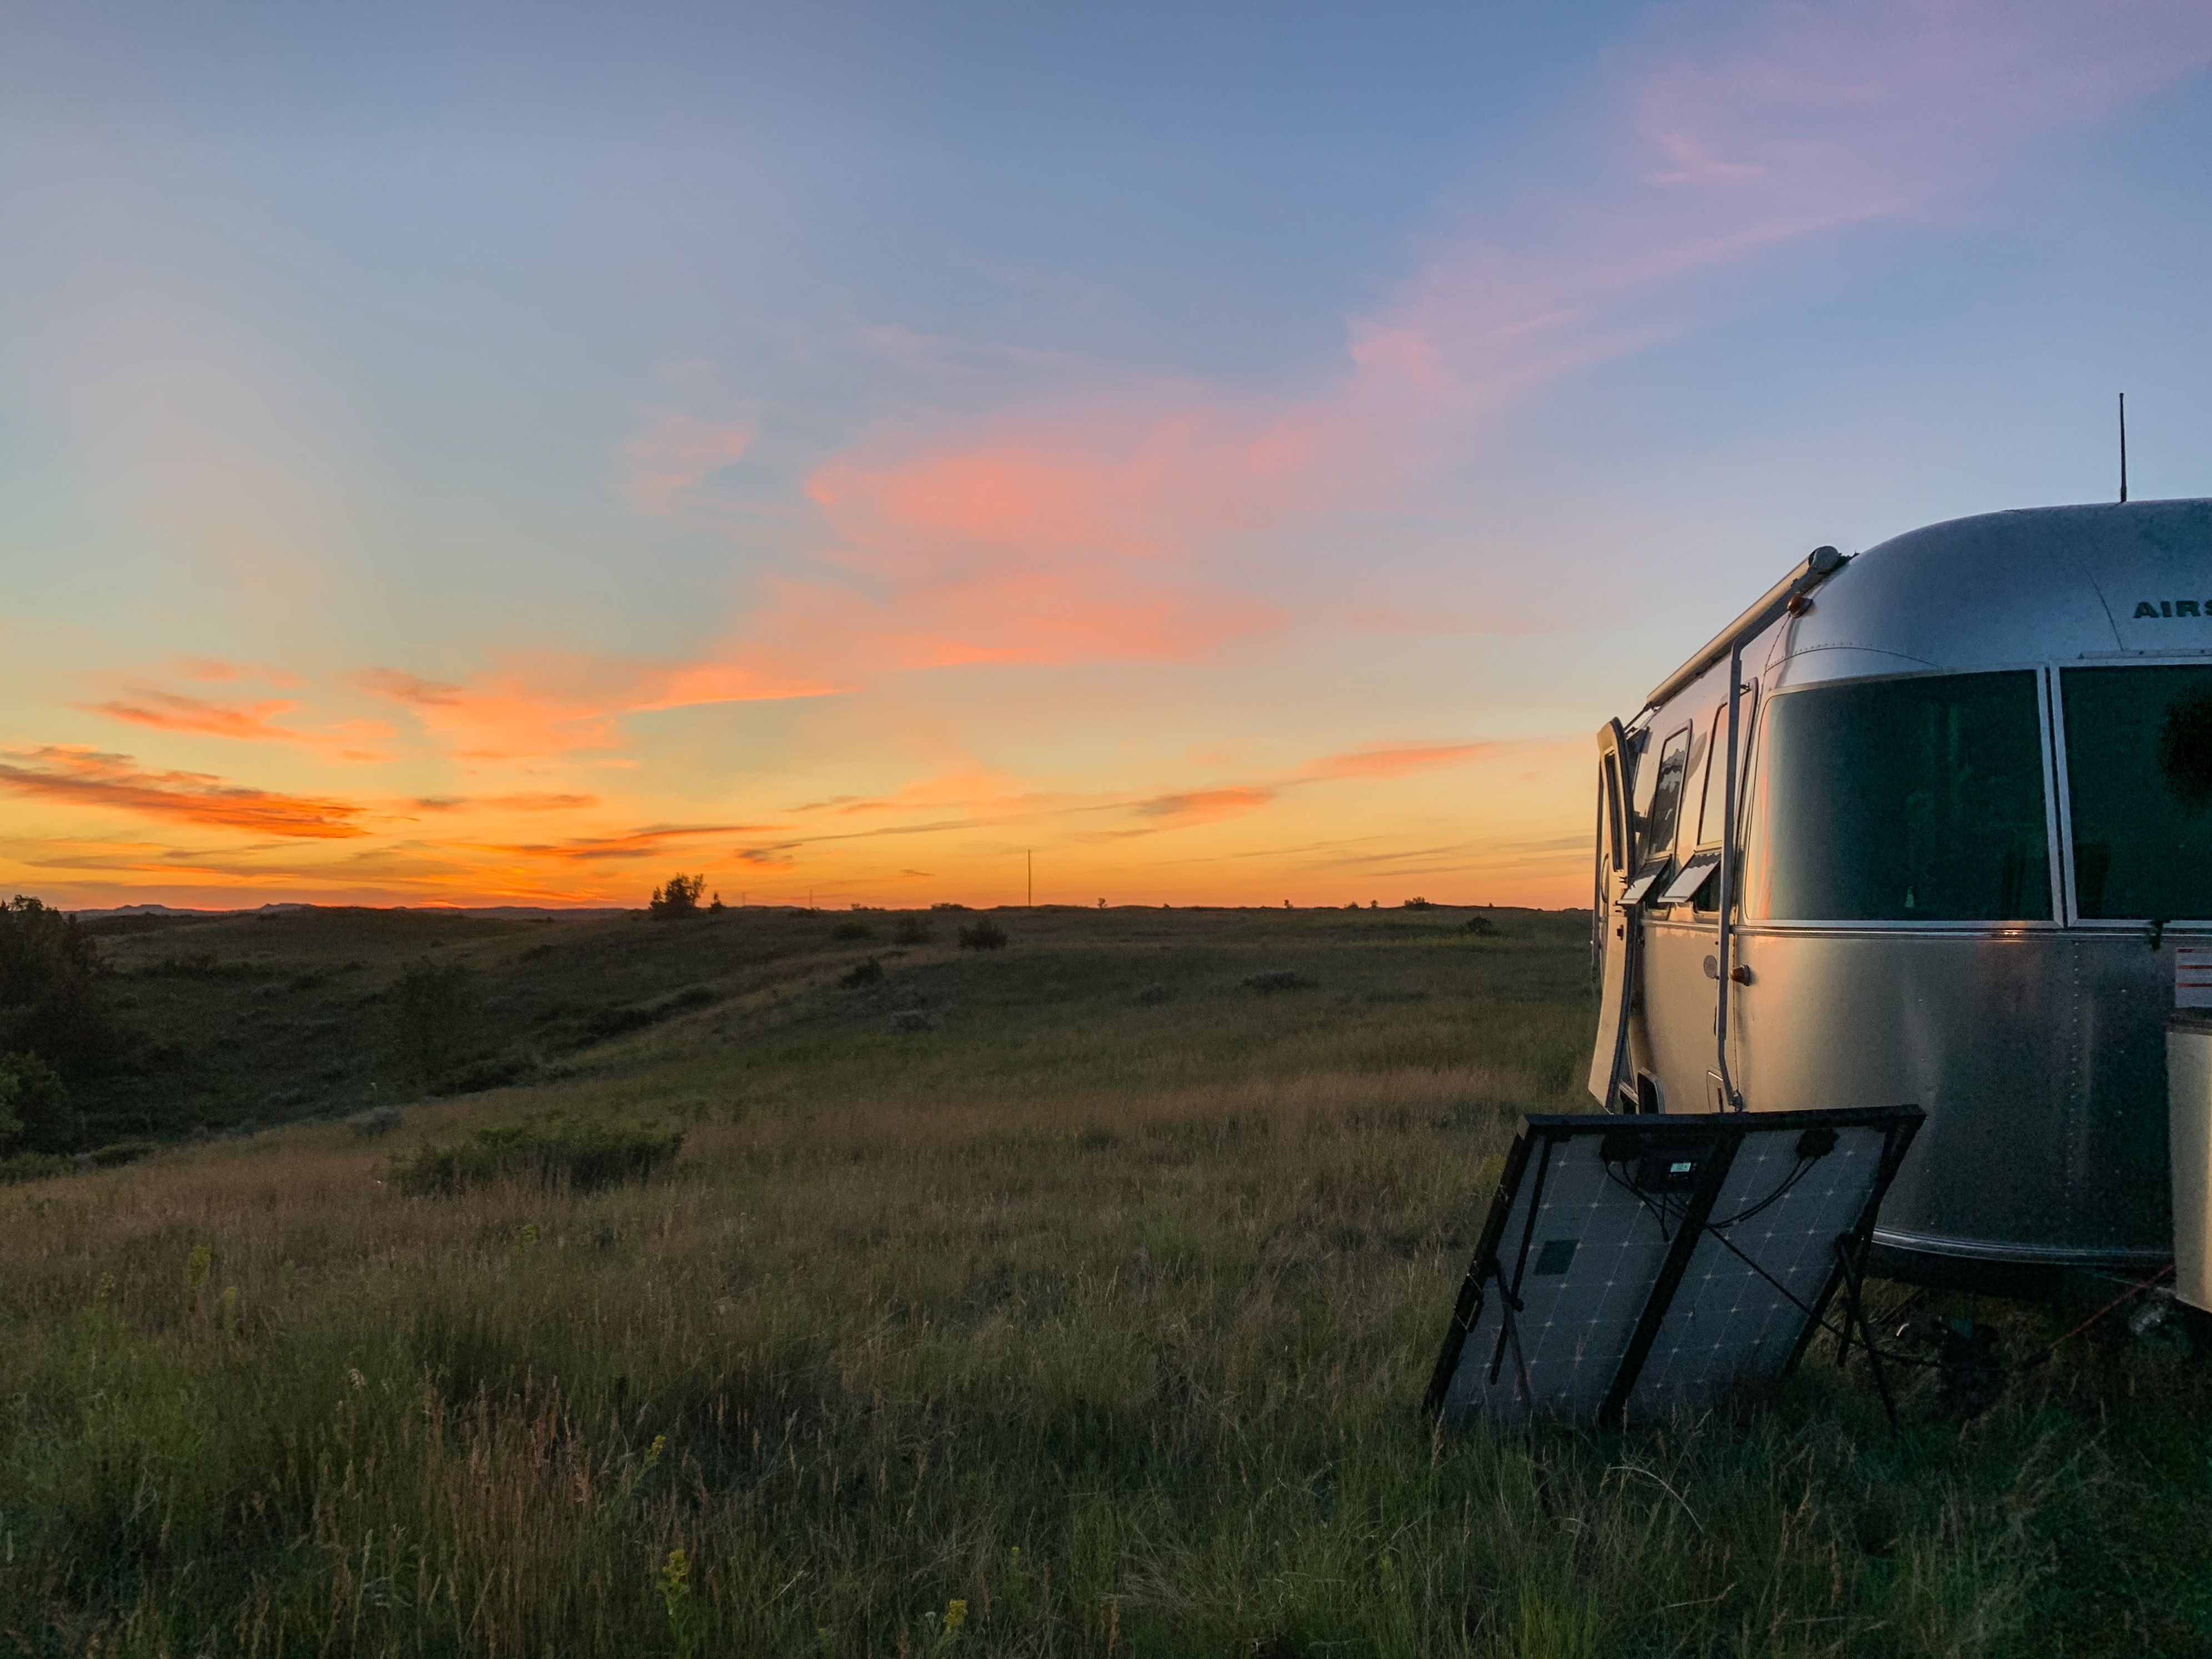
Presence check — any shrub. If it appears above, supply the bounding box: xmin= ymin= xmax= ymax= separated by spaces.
xmin=1402 ymin=897 xmax=1434 ymax=910
xmin=1135 ymin=982 xmax=1171 ymax=1005
xmin=891 ymin=915 xmax=934 ymax=946
xmin=888 ymin=1009 xmax=935 ymax=1033
xmin=0 ymin=896 xmax=112 ymax=1079
xmin=1463 ymin=914 xmax=1496 ymax=936
xmin=958 ymin=918 xmax=1008 ymax=951
xmin=0 ymin=1150 xmax=73 ymax=1185
xmin=393 ymin=1114 xmax=683 ymax=1197
xmin=839 ymin=957 xmax=884 ymax=988
xmin=0 ymin=1050 xmax=72 ymax=1152
xmin=648 ymin=874 xmax=707 ymax=918
xmin=930 ymin=902 xmax=969 ymax=912
xmin=349 ymin=1104 xmax=404 ymax=1138
xmin=830 ymin=921 xmax=873 ymax=941
xmin=1242 ymin=969 xmax=1302 ymax=992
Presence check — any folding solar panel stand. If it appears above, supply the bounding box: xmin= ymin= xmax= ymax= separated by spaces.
xmin=1424 ymin=1105 xmax=1923 ymax=1429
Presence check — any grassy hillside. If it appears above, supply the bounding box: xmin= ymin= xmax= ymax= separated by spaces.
xmin=2 ymin=906 xmax=2209 ymax=1657
xmin=70 ymin=904 xmax=1591 ymax=1137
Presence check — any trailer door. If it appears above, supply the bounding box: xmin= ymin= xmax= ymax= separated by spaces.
xmin=1588 ymin=719 xmax=1636 ymax=1105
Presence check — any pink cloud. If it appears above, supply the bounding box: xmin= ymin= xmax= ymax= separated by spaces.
xmin=618 ymin=410 xmax=759 ymax=515
xmin=781 ymin=0 xmax=2212 ymax=660
xmin=77 ymin=687 xmax=396 ymax=762
xmin=1300 ymin=743 xmax=1499 ymax=782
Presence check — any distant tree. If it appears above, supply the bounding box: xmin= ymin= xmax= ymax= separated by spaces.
xmin=708 ymin=892 xmax=725 ymax=913
xmin=0 ymin=1051 xmax=73 ymax=1152
xmin=387 ymin=958 xmax=481 ymax=1082
xmin=0 ymin=896 xmax=111 ymax=1075
xmin=648 ymin=875 xmax=708 ymax=919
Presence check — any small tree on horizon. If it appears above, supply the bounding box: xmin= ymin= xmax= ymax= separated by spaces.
xmin=648 ymin=874 xmax=708 ymax=919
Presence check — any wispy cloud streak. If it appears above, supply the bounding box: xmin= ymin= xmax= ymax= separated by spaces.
xmin=0 ymin=748 xmax=369 ymax=839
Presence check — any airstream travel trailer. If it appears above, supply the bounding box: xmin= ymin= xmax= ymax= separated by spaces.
xmin=1589 ymin=499 xmax=2212 ymax=1290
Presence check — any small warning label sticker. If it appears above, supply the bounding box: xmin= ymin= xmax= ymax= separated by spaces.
xmin=2179 ymin=947 xmax=2212 ymax=1008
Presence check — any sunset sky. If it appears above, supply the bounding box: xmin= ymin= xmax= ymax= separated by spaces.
xmin=4 ymin=1 xmax=2211 ymax=911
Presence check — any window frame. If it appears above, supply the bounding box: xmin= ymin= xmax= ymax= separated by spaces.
xmin=1739 ymin=662 xmax=2065 ymax=933
xmin=1637 ymin=723 xmax=1693 ymax=874
xmin=2053 ymin=655 xmax=2212 ymax=929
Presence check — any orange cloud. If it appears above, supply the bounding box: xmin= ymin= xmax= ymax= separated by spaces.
xmin=78 ymin=685 xmax=395 ymax=762
xmin=1128 ymin=786 xmax=1277 ymax=825
xmin=0 ymin=748 xmax=368 ymax=839
xmin=1301 ymin=742 xmax=1497 ymax=782
xmin=84 ymin=689 xmax=299 ymax=741
xmin=410 ymin=793 xmax=601 ymax=813
xmin=356 ymin=655 xmax=846 ymax=762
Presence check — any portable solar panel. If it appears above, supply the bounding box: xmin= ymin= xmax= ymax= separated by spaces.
xmin=1424 ymin=1105 xmax=1923 ymax=1428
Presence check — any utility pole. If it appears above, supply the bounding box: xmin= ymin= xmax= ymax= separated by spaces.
xmin=1026 ymin=849 xmax=1034 ymax=909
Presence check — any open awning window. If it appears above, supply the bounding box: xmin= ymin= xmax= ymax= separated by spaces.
xmin=1655 ymin=851 xmax=1721 ymax=907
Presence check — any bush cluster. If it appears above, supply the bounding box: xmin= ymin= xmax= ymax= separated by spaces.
xmin=392 ymin=1113 xmax=684 ymax=1197
xmin=957 ymin=918 xmax=1009 ymax=951
xmin=648 ymin=874 xmax=710 ymax=919
xmin=0 ymin=898 xmax=110 ymax=1153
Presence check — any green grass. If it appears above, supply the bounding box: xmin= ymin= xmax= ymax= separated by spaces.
xmin=1 ymin=906 xmax=2209 ymax=1655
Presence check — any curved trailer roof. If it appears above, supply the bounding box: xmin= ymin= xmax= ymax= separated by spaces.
xmin=1643 ymin=499 xmax=2212 ymax=715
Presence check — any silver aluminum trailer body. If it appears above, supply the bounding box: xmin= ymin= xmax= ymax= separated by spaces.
xmin=1591 ymin=500 xmax=2212 ymax=1285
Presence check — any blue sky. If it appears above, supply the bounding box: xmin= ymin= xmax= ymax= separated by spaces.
xmin=2 ymin=1 xmax=2209 ymax=909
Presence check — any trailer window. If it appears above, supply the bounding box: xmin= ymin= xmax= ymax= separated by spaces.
xmin=2062 ymin=666 xmax=2212 ymax=919
xmin=1640 ymin=727 xmax=1691 ymax=865
xmin=1746 ymin=671 xmax=2049 ymax=922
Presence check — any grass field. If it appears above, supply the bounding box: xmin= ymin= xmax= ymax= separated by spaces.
xmin=3 ymin=904 xmax=2211 ymax=1657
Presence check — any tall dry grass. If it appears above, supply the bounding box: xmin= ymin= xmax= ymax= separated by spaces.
xmin=0 ymin=1052 xmax=2194 ymax=1658
xmin=2 ymin=908 xmax=2207 ymax=1656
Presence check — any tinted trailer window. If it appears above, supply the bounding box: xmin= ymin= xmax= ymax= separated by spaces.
xmin=1747 ymin=671 xmax=2050 ymax=922
xmin=2063 ymin=665 xmax=2212 ymax=919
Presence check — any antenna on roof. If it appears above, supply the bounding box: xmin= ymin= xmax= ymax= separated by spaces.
xmin=2119 ymin=392 xmax=2129 ymax=504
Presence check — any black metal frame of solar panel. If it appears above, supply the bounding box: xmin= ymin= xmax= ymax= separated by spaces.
xmin=1423 ymin=1104 xmax=1923 ymax=1428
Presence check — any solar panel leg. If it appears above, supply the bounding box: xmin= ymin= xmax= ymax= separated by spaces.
xmin=1496 ymin=1284 xmax=1535 ymax=1413
xmin=1832 ymin=1233 xmax=1898 ymax=1433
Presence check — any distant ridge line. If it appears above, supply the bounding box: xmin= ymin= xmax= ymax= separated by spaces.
xmin=67 ymin=902 xmax=631 ymax=922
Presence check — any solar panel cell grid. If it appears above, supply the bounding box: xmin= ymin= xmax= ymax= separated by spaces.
xmin=1627 ymin=1128 xmax=1886 ymax=1416
xmin=1427 ymin=1107 xmax=1921 ymax=1429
